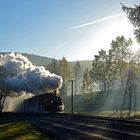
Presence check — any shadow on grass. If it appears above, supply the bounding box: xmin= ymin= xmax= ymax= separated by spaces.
xmin=0 ymin=114 xmax=51 ymax=140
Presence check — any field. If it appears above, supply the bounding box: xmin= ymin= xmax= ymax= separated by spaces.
xmin=0 ymin=113 xmax=52 ymax=140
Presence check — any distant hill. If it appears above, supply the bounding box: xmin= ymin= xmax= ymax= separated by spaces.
xmin=22 ymin=53 xmax=54 ymax=66
xmin=23 ymin=54 xmax=93 ymax=74
xmin=0 ymin=52 xmax=93 ymax=71
xmin=0 ymin=52 xmax=54 ymax=66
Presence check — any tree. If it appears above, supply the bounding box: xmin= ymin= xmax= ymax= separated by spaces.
xmin=58 ymin=57 xmax=71 ymax=96
xmin=120 ymin=60 xmax=138 ymax=117
xmin=109 ymin=36 xmax=132 ymax=89
xmin=91 ymin=49 xmax=112 ymax=91
xmin=0 ymin=65 xmax=16 ymax=113
xmin=122 ymin=4 xmax=140 ymax=42
xmin=0 ymin=86 xmax=15 ymax=113
xmin=91 ymin=36 xmax=132 ymax=92
xmin=109 ymin=36 xmax=137 ymax=117
xmin=74 ymin=61 xmax=82 ymax=94
xmin=46 ymin=59 xmax=59 ymax=75
xmin=81 ymin=69 xmax=93 ymax=94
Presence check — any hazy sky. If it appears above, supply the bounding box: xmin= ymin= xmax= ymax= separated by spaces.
xmin=0 ymin=0 xmax=140 ymax=61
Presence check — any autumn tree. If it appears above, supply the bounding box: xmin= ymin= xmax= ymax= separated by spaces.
xmin=91 ymin=49 xmax=113 ymax=91
xmin=46 ymin=59 xmax=59 ymax=75
xmin=109 ymin=36 xmax=132 ymax=89
xmin=58 ymin=57 xmax=71 ymax=96
xmin=81 ymin=69 xmax=93 ymax=94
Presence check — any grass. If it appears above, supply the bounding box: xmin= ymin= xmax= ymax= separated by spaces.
xmin=0 ymin=114 xmax=52 ymax=140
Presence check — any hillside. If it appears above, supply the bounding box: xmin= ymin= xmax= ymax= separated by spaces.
xmin=23 ymin=54 xmax=93 ymax=71
xmin=22 ymin=53 xmax=54 ymax=66
xmin=0 ymin=52 xmax=93 ymax=72
xmin=0 ymin=52 xmax=54 ymax=66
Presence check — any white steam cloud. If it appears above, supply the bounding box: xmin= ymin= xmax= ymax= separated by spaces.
xmin=0 ymin=53 xmax=63 ymax=93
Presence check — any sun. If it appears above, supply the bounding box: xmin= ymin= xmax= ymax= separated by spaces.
xmin=107 ymin=17 xmax=140 ymax=52
xmin=105 ymin=16 xmax=134 ymax=40
xmin=95 ymin=15 xmax=139 ymax=52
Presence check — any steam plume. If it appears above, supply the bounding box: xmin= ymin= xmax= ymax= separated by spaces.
xmin=0 ymin=53 xmax=63 ymax=93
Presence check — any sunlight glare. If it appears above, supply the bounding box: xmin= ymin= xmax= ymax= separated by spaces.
xmin=131 ymin=43 xmax=140 ymax=51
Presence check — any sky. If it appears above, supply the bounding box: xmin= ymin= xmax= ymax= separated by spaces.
xmin=0 ymin=0 xmax=140 ymax=61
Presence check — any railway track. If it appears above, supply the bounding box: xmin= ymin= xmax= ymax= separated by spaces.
xmin=27 ymin=113 xmax=140 ymax=140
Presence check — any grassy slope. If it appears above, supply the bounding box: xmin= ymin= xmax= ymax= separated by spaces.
xmin=0 ymin=115 xmax=51 ymax=140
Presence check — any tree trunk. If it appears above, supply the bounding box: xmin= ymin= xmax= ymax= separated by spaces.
xmin=0 ymin=96 xmax=6 ymax=113
xmin=0 ymin=97 xmax=2 ymax=113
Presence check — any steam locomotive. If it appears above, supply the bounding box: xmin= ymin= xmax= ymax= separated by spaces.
xmin=24 ymin=91 xmax=64 ymax=113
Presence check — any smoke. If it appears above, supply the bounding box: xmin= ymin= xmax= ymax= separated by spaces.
xmin=0 ymin=53 xmax=63 ymax=93
xmin=0 ymin=53 xmax=63 ymax=112
xmin=3 ymin=92 xmax=34 ymax=112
